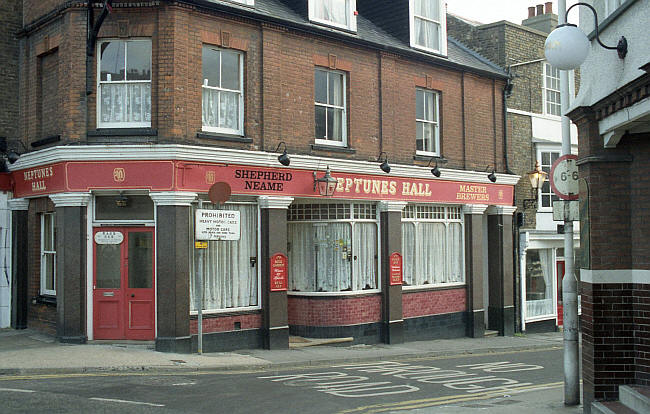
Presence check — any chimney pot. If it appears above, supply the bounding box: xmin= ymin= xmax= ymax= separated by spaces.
xmin=545 ymin=2 xmax=553 ymax=14
xmin=528 ymin=6 xmax=536 ymax=18
xmin=536 ymin=4 xmax=544 ymax=16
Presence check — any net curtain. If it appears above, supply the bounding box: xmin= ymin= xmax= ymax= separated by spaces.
xmin=314 ymin=0 xmax=348 ymax=26
xmin=190 ymin=204 xmax=258 ymax=311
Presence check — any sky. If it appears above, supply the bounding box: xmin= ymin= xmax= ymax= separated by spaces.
xmin=446 ymin=0 xmax=579 ymax=25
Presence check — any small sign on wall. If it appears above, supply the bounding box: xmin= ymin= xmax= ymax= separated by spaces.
xmin=270 ymin=253 xmax=288 ymax=291
xmin=389 ymin=252 xmax=403 ymax=285
xmin=94 ymin=231 xmax=124 ymax=245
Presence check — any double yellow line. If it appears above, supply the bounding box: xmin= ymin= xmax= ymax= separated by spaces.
xmin=337 ymin=381 xmax=564 ymax=413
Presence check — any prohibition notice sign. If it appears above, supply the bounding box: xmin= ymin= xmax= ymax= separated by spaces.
xmin=550 ymin=154 xmax=579 ymax=201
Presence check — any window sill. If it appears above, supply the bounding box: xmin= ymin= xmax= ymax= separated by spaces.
xmin=288 ymin=289 xmax=380 ymax=297
xmin=33 ymin=295 xmax=56 ymax=306
xmin=413 ymin=154 xmax=447 ymax=163
xmin=88 ymin=128 xmax=157 ymax=137
xmin=402 ymin=283 xmax=465 ymax=292
xmin=197 ymin=132 xmax=253 ymax=143
xmin=190 ymin=308 xmax=261 ymax=318
xmin=311 ymin=144 xmax=356 ymax=154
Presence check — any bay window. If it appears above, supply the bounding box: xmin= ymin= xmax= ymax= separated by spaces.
xmin=315 ymin=68 xmax=347 ymax=146
xmin=40 ymin=213 xmax=56 ymax=296
xmin=288 ymin=203 xmax=377 ymax=293
xmin=190 ymin=202 xmax=258 ymax=312
xmin=202 ymin=46 xmax=244 ymax=135
xmin=309 ymin=0 xmax=357 ymax=31
xmin=416 ymin=88 xmax=440 ymax=155
xmin=410 ymin=0 xmax=447 ymax=55
xmin=401 ymin=205 xmax=464 ymax=287
xmin=98 ymin=39 xmax=151 ymax=128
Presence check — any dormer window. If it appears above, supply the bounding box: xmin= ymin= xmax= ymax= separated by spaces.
xmin=309 ymin=0 xmax=357 ymax=32
xmin=409 ymin=0 xmax=447 ymax=55
xmin=222 ymin=0 xmax=254 ymax=5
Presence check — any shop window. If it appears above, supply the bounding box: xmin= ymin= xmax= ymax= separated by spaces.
xmin=315 ymin=68 xmax=347 ymax=146
xmin=287 ymin=203 xmax=377 ymax=293
xmin=40 ymin=213 xmax=56 ymax=296
xmin=97 ymin=39 xmax=151 ymax=128
xmin=401 ymin=205 xmax=463 ymax=287
xmin=308 ymin=0 xmax=357 ymax=31
xmin=190 ymin=203 xmax=259 ymax=312
xmin=525 ymin=249 xmax=554 ymax=319
xmin=410 ymin=0 xmax=447 ymax=55
xmin=543 ymin=63 xmax=561 ymax=116
xmin=202 ymin=46 xmax=244 ymax=135
xmin=416 ymin=88 xmax=440 ymax=155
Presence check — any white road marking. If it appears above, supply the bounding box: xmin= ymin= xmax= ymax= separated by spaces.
xmin=89 ymin=397 xmax=165 ymax=407
xmin=0 ymin=388 xmax=36 ymax=393
xmin=172 ymin=382 xmax=196 ymax=386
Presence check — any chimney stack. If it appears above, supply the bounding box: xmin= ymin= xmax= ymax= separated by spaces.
xmin=545 ymin=2 xmax=553 ymax=14
xmin=536 ymin=4 xmax=544 ymax=16
xmin=528 ymin=6 xmax=536 ymax=18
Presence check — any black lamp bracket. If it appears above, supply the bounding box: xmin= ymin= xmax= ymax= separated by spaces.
xmin=563 ymin=2 xmax=627 ymax=59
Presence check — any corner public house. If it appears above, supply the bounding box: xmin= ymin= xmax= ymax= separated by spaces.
xmin=7 ymin=0 xmax=520 ymax=352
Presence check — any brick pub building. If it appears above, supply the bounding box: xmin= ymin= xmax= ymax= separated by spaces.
xmin=7 ymin=0 xmax=519 ymax=352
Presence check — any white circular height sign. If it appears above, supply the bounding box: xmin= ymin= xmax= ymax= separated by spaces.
xmin=550 ymin=155 xmax=579 ymax=200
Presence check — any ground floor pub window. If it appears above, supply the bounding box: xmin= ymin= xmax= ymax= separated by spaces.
xmin=401 ymin=205 xmax=464 ymax=287
xmin=190 ymin=202 xmax=259 ymax=312
xmin=525 ymin=249 xmax=554 ymax=318
xmin=287 ymin=202 xmax=378 ymax=292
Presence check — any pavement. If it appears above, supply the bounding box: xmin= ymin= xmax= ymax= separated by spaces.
xmin=0 ymin=328 xmax=583 ymax=413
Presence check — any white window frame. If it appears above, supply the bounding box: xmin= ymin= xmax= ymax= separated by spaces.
xmin=415 ymin=88 xmax=440 ymax=156
xmin=287 ymin=202 xmax=380 ymax=295
xmin=536 ymin=145 xmax=561 ymax=212
xmin=543 ymin=62 xmax=561 ymax=117
xmin=409 ymin=0 xmax=448 ymax=55
xmin=314 ymin=68 xmax=347 ymax=147
xmin=401 ymin=204 xmax=465 ymax=289
xmin=605 ymin=0 xmax=623 ymax=17
xmin=308 ymin=0 xmax=357 ymax=31
xmin=96 ymin=39 xmax=152 ymax=129
xmin=202 ymin=46 xmax=245 ymax=136
xmin=40 ymin=213 xmax=56 ymax=296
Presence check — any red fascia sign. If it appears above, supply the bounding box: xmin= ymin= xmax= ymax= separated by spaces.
xmin=11 ymin=160 xmax=514 ymax=206
xmin=270 ymin=253 xmax=288 ymax=292
xmin=389 ymin=252 xmax=403 ymax=286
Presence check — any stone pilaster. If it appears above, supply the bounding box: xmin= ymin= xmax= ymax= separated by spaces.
xmin=379 ymin=201 xmax=407 ymax=344
xmin=258 ymin=196 xmax=293 ymax=350
xmin=49 ymin=193 xmax=91 ymax=344
xmin=150 ymin=192 xmax=197 ymax=353
xmin=463 ymin=204 xmax=488 ymax=338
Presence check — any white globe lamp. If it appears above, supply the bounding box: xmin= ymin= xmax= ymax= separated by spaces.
xmin=544 ymin=24 xmax=590 ymax=70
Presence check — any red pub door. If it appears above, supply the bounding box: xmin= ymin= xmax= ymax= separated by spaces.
xmin=93 ymin=227 xmax=155 ymax=340
xmin=557 ymin=260 xmax=565 ymax=327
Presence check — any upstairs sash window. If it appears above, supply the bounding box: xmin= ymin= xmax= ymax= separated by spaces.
xmin=202 ymin=46 xmax=244 ymax=135
xmin=309 ymin=0 xmax=357 ymax=31
xmin=98 ymin=39 xmax=151 ymax=128
xmin=410 ymin=0 xmax=447 ymax=55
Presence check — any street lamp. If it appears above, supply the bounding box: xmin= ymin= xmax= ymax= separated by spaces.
xmin=544 ymin=2 xmax=628 ymax=70
xmin=313 ymin=166 xmax=338 ymax=197
xmin=523 ymin=161 xmax=548 ymax=209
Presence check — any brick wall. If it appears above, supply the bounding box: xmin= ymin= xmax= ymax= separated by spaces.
xmin=0 ymin=1 xmax=21 ymax=140
xmin=402 ymin=288 xmax=466 ymax=319
xmin=190 ymin=312 xmax=262 ymax=334
xmin=18 ymin=4 xmax=505 ymax=173
xmin=288 ymin=295 xmax=382 ymax=326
